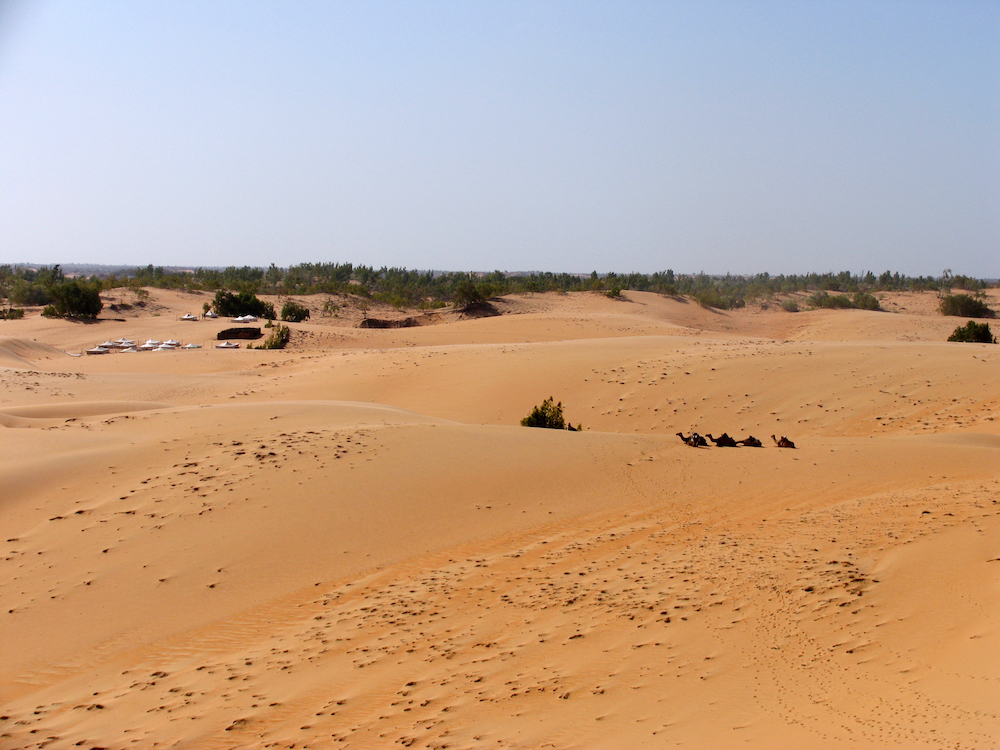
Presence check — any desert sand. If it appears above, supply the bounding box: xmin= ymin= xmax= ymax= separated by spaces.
xmin=2 ymin=287 xmax=999 ymax=749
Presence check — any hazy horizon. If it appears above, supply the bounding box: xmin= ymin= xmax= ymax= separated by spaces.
xmin=6 ymin=260 xmax=995 ymax=282
xmin=1 ymin=1 xmax=997 ymax=277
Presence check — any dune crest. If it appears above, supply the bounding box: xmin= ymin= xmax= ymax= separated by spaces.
xmin=0 ymin=400 xmax=173 ymax=424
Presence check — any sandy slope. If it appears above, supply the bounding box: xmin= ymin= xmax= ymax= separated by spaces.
xmin=1 ymin=289 xmax=999 ymax=749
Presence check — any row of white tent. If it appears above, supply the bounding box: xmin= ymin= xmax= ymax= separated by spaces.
xmin=180 ymin=312 xmax=257 ymax=323
xmin=180 ymin=312 xmax=219 ymax=320
xmin=85 ymin=337 xmax=241 ymax=354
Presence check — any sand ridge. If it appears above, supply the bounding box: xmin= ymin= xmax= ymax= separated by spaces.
xmin=1 ymin=288 xmax=999 ymax=748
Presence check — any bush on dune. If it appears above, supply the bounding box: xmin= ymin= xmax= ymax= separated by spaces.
xmin=281 ymin=300 xmax=310 ymax=322
xmin=948 ymin=321 xmax=996 ymax=344
xmin=807 ymin=291 xmax=852 ymax=309
xmin=806 ymin=290 xmax=881 ymax=311
xmin=939 ymin=294 xmax=994 ymax=318
xmin=253 ymin=323 xmax=291 ymax=349
xmin=521 ymin=397 xmax=582 ymax=431
xmin=852 ymin=291 xmax=881 ymax=310
xmin=693 ymin=289 xmax=745 ymax=310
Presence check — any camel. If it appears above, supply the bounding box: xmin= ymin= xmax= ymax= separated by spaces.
xmin=737 ymin=436 xmax=763 ymax=447
xmin=706 ymin=433 xmax=738 ymax=447
xmin=676 ymin=432 xmax=708 ymax=447
xmin=771 ymin=435 xmax=796 ymax=448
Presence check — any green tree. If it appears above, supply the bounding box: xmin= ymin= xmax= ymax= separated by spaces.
xmin=452 ymin=279 xmax=494 ymax=309
xmin=48 ymin=281 xmax=103 ymax=318
xmin=213 ymin=290 xmax=275 ymax=319
xmin=10 ymin=278 xmax=51 ymax=306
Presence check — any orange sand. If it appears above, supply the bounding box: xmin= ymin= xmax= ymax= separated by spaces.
xmin=2 ymin=288 xmax=999 ymax=749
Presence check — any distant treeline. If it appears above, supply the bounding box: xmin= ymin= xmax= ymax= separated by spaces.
xmin=0 ymin=265 xmax=104 ymax=318
xmin=0 ymin=263 xmax=990 ymax=312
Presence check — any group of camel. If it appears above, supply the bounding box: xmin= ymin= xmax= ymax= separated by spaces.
xmin=676 ymin=432 xmax=795 ymax=449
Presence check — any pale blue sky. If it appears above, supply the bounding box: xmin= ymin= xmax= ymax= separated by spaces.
xmin=1 ymin=1 xmax=997 ymax=275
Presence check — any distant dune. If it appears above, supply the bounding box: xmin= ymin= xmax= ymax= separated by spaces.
xmin=1 ymin=288 xmax=998 ymax=749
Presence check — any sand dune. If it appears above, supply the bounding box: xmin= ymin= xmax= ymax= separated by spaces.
xmin=0 ymin=400 xmax=171 ymax=426
xmin=2 ymin=289 xmax=999 ymax=748
xmin=0 ymin=336 xmax=67 ymax=370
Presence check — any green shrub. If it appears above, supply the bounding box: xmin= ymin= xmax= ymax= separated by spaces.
xmin=41 ymin=305 xmax=58 ymax=317
xmin=948 ymin=321 xmax=996 ymax=344
xmin=520 ymin=397 xmax=581 ymax=430
xmin=807 ymin=291 xmax=854 ymax=309
xmin=780 ymin=299 xmax=799 ymax=313
xmin=852 ymin=292 xmax=881 ymax=310
xmin=254 ymin=323 xmax=291 ymax=349
xmin=939 ymin=294 xmax=994 ymax=318
xmin=0 ymin=307 xmax=25 ymax=319
xmin=281 ymin=300 xmax=310 ymax=322
xmin=694 ymin=290 xmax=745 ymax=310
xmin=521 ymin=397 xmax=565 ymax=429
xmin=804 ymin=290 xmax=880 ymax=311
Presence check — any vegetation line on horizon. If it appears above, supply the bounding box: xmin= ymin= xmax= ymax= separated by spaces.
xmin=0 ymin=264 xmax=992 ymax=317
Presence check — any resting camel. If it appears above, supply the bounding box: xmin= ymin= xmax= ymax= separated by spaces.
xmin=737 ymin=436 xmax=763 ymax=447
xmin=676 ymin=432 xmax=708 ymax=447
xmin=706 ymin=433 xmax=738 ymax=447
xmin=771 ymin=435 xmax=796 ymax=448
